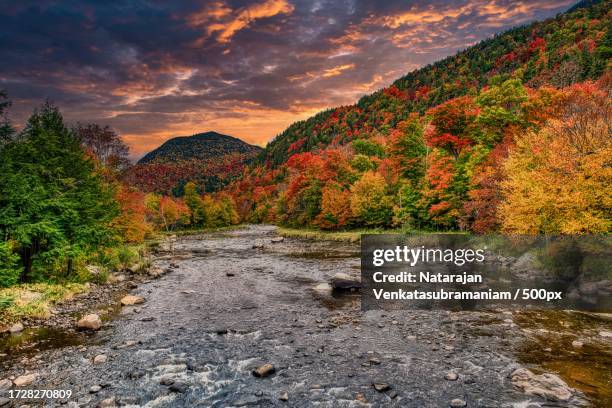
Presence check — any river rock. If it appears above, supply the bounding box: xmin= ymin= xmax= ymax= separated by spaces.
xmin=93 ymin=354 xmax=107 ymax=364
xmin=510 ymin=368 xmax=573 ymax=401
xmin=571 ymin=340 xmax=583 ymax=348
xmin=77 ymin=314 xmax=102 ymax=331
xmin=89 ymin=385 xmax=102 ymax=393
xmin=9 ymin=322 xmax=24 ymax=333
xmin=271 ymin=237 xmax=284 ymax=243
xmin=450 ymin=398 xmax=467 ymax=407
xmin=0 ymin=397 xmax=9 ymax=407
xmin=330 ymin=272 xmax=361 ymax=290
xmin=99 ymin=397 xmax=116 ymax=407
xmin=120 ymin=295 xmax=145 ymax=306
xmin=169 ymin=382 xmax=188 ymax=393
xmin=445 ymin=372 xmax=458 ymax=381
xmin=599 ymin=330 xmax=612 ymax=337
xmin=14 ymin=374 xmax=36 ymax=387
xmin=252 ymin=364 xmax=275 ymax=377
xmin=279 ymin=391 xmax=289 ymax=401
xmin=372 ymin=383 xmax=390 ymax=392
xmin=160 ymin=377 xmax=175 ymax=385
xmin=0 ymin=379 xmax=12 ymax=390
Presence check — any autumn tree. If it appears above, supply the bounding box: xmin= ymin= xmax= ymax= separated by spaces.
xmin=75 ymin=123 xmax=130 ymax=172
xmin=145 ymin=194 xmax=190 ymax=232
xmin=350 ymin=171 xmax=393 ymax=227
xmin=315 ymin=182 xmax=353 ymax=229
xmin=111 ymin=186 xmax=152 ymax=242
xmin=499 ymin=83 xmax=611 ymax=233
xmin=184 ymin=181 xmax=206 ymax=226
xmin=425 ymin=96 xmax=479 ymax=159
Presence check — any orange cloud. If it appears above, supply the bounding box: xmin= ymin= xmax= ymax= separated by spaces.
xmin=321 ymin=63 xmax=356 ymax=78
xmin=190 ymin=0 xmax=295 ymax=44
xmin=376 ymin=4 xmax=472 ymax=28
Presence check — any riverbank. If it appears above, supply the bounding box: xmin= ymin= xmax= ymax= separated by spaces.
xmin=0 ymin=239 xmax=167 ymax=332
xmin=0 ymin=225 xmax=608 ymax=407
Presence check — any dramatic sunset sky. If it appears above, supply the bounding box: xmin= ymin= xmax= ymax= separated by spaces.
xmin=0 ymin=0 xmax=575 ymax=159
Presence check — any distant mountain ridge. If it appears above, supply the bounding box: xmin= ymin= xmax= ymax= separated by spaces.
xmin=138 ymin=131 xmax=262 ymax=164
xmin=126 ymin=131 xmax=262 ymax=194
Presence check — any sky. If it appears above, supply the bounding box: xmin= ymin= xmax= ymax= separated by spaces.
xmin=0 ymin=0 xmax=575 ymax=159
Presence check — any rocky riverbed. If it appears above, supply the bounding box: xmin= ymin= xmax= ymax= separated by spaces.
xmin=0 ymin=225 xmax=610 ymax=407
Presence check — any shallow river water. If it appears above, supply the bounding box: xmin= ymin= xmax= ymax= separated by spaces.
xmin=1 ymin=225 xmax=610 ymax=407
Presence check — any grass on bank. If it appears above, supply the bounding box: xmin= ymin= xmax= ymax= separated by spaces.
xmin=0 ymin=243 xmax=150 ymax=326
xmin=277 ymin=227 xmax=401 ymax=242
xmin=0 ymin=282 xmax=89 ymax=325
xmin=277 ymin=226 xmax=469 ymax=242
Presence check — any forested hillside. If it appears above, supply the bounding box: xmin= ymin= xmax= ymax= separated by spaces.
xmin=228 ymin=0 xmax=611 ymax=233
xmin=263 ymin=0 xmax=609 ymax=166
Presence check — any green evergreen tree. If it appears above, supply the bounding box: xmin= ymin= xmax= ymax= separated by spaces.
xmin=0 ymin=102 xmax=117 ymax=282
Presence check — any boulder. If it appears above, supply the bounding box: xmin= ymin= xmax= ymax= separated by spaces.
xmin=77 ymin=314 xmax=102 ymax=331
xmin=252 ymin=364 xmax=275 ymax=378
xmin=331 ymin=272 xmax=361 ymax=290
xmin=372 ymin=383 xmax=390 ymax=392
xmin=14 ymin=374 xmax=36 ymax=387
xmin=445 ymin=372 xmax=458 ymax=381
xmin=99 ymin=397 xmax=116 ymax=408
xmin=120 ymin=295 xmax=145 ymax=306
xmin=511 ymin=368 xmax=573 ymax=402
xmin=93 ymin=354 xmax=107 ymax=364
xmin=271 ymin=237 xmax=284 ymax=243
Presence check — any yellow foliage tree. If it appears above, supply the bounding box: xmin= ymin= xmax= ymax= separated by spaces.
xmin=350 ymin=171 xmax=394 ymax=227
xmin=499 ymin=85 xmax=611 ymax=233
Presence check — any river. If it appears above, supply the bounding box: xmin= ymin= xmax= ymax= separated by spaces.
xmin=1 ymin=225 xmax=610 ymax=407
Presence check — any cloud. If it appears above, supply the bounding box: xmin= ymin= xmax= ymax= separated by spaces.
xmin=0 ymin=0 xmax=574 ymax=159
xmin=321 ymin=63 xmax=356 ymax=78
xmin=191 ymin=0 xmax=295 ymax=44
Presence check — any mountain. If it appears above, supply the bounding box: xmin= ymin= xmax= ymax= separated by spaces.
xmin=126 ymin=132 xmax=262 ymax=195
xmin=262 ymin=0 xmax=610 ymax=166
xmin=138 ymin=131 xmax=261 ymax=164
